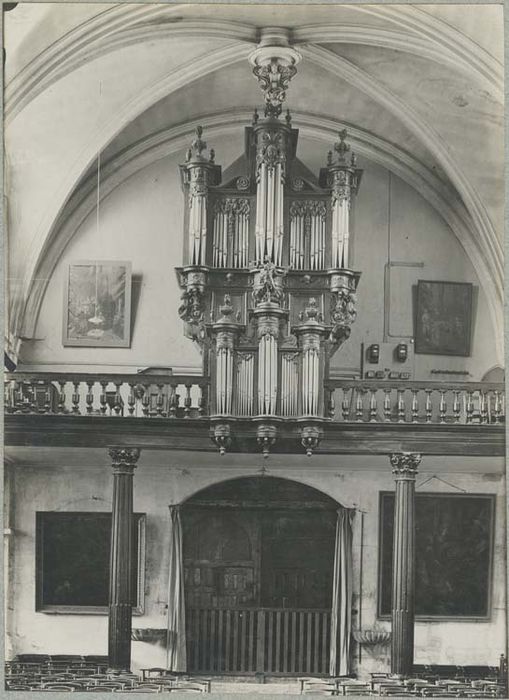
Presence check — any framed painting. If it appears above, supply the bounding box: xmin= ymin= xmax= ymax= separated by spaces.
xmin=36 ymin=512 xmax=146 ymax=614
xmin=63 ymin=261 xmax=132 ymax=347
xmin=415 ymin=280 xmax=473 ymax=356
xmin=378 ymin=493 xmax=495 ymax=620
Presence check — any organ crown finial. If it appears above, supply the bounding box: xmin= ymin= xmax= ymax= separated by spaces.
xmin=334 ymin=129 xmax=350 ymax=162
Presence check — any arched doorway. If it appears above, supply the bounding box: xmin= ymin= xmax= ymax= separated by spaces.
xmin=181 ymin=477 xmax=341 ymax=675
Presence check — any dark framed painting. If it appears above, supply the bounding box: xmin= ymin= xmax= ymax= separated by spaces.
xmin=415 ymin=280 xmax=473 ymax=356
xmin=63 ymin=261 xmax=132 ymax=347
xmin=36 ymin=512 xmax=145 ymax=614
xmin=378 ymin=493 xmax=495 ymax=620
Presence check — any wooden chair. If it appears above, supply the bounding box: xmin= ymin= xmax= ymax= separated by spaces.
xmin=343 ymin=685 xmax=374 ymax=696
xmin=302 ymin=682 xmax=337 ymax=695
xmin=301 ymin=678 xmax=335 ymax=694
xmin=171 ymin=681 xmax=208 ymax=693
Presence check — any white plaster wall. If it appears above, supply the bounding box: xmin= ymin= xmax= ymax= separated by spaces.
xmin=7 ymin=458 xmax=506 ymax=672
xmin=19 ymin=145 xmax=500 ymax=380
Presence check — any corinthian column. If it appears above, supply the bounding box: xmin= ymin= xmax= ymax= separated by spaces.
xmin=390 ymin=452 xmax=421 ymax=677
xmin=107 ymin=447 xmax=141 ymax=672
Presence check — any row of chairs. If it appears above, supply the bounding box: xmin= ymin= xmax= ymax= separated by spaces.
xmin=5 ymin=660 xmax=211 ymax=693
xmin=299 ymin=676 xmax=507 ymax=697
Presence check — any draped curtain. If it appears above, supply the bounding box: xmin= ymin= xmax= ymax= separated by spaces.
xmin=329 ymin=508 xmax=355 ymax=677
xmin=166 ymin=505 xmax=187 ymax=672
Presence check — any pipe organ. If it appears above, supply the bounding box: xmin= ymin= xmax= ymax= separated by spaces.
xmin=176 ymin=31 xmax=362 ymax=456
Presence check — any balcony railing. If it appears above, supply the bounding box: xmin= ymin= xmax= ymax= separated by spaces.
xmin=4 ymin=372 xmax=209 ymax=419
xmin=325 ymin=379 xmax=505 ymax=425
xmin=4 ymin=372 xmax=505 ymax=426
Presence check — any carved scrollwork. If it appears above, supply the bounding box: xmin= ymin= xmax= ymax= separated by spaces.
xmin=256 ymin=423 xmax=278 ymax=459
xmin=252 ymin=259 xmax=285 ymax=307
xmin=252 ymin=61 xmax=297 ymax=118
xmin=188 ymin=167 xmax=208 ymax=200
xmin=236 ymin=176 xmax=250 ymax=191
xmin=300 ymin=425 xmax=321 ymax=456
xmin=212 ymin=423 xmax=232 ymax=456
xmin=109 ymin=447 xmax=141 ymax=473
xmin=256 ymin=130 xmax=286 ymax=171
xmin=257 ymin=315 xmax=280 ymax=340
xmin=330 ymin=288 xmax=357 ymax=344
xmin=290 ymin=200 xmax=327 ymax=220
xmin=178 ymin=288 xmax=204 ymax=325
xmin=390 ymin=452 xmax=422 ymax=479
xmin=214 ymin=198 xmax=250 ymax=216
xmin=298 ymin=297 xmax=323 ymax=323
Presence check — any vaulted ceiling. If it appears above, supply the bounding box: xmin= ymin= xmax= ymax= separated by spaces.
xmin=4 ymin=3 xmax=504 ymax=359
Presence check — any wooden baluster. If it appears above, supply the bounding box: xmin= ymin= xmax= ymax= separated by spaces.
xmin=369 ymin=388 xmax=377 ymax=422
xmin=397 ymin=388 xmax=405 ymax=423
xmin=72 ymin=381 xmax=81 ymax=415
xmin=169 ymin=383 xmax=178 ymax=418
xmin=198 ymin=384 xmax=208 ymax=417
xmin=156 ymin=384 xmax=165 ymax=417
xmin=425 ymin=390 xmax=432 ymax=423
xmin=141 ymin=384 xmax=150 ymax=417
xmin=328 ymin=390 xmax=335 ymax=419
xmin=480 ymin=391 xmax=488 ymax=424
xmin=453 ymin=390 xmax=461 ymax=424
xmin=355 ymin=389 xmax=364 ymax=422
xmin=43 ymin=384 xmax=52 ymax=414
xmin=128 ymin=383 xmax=136 ymax=416
xmin=4 ymin=380 xmax=13 ymax=413
xmin=16 ymin=381 xmax=24 ymax=413
xmin=341 ymin=389 xmax=350 ymax=421
xmin=100 ymin=381 xmax=108 ymax=415
xmin=12 ymin=381 xmax=20 ymax=413
xmin=466 ymin=391 xmax=474 ymax=424
xmin=439 ymin=390 xmax=447 ymax=424
xmin=37 ymin=383 xmax=46 ymax=414
xmin=113 ymin=382 xmax=123 ymax=416
xmin=86 ymin=381 xmax=95 ymax=414
xmin=411 ymin=389 xmax=419 ymax=423
xmin=494 ymin=391 xmax=502 ymax=424
xmin=184 ymin=383 xmax=192 ymax=418
xmin=384 ymin=388 xmax=392 ymax=422
xmin=58 ymin=381 xmax=67 ymax=414
xmin=21 ymin=381 xmax=33 ymax=413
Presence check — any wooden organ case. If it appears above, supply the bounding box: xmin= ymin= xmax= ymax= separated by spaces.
xmin=176 ymin=38 xmax=363 ymax=457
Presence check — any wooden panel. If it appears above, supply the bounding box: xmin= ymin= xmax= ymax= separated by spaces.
xmin=186 ymin=608 xmax=330 ymax=675
xmin=6 ymin=414 xmax=504 ymax=457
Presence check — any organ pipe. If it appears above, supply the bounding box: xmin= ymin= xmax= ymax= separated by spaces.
xmin=258 ymin=333 xmax=278 ymax=415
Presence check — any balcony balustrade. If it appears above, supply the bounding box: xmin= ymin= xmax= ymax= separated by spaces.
xmin=325 ymin=379 xmax=505 ymax=426
xmin=4 ymin=372 xmax=208 ymax=420
xmin=4 ymin=372 xmax=504 ymax=426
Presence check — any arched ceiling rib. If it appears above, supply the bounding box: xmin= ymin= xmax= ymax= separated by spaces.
xmin=4 ymin=4 xmax=503 ymax=364
xmin=5 ymin=4 xmax=502 ymax=120
xmin=22 ymin=110 xmax=503 ymax=362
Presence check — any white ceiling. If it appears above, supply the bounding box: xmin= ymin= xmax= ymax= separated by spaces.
xmin=3 ymin=3 xmax=504 ymax=356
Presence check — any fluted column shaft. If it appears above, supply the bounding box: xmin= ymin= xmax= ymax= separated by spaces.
xmin=108 ymin=447 xmax=140 ymax=672
xmin=390 ymin=452 xmax=421 ymax=677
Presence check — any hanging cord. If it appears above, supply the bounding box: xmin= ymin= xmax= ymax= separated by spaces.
xmin=416 ymin=474 xmax=467 ymax=492
xmin=96 ymin=81 xmax=102 ymax=238
xmin=96 ymin=149 xmax=101 ymax=236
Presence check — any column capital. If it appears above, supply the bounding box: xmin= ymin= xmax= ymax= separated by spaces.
xmin=390 ymin=452 xmax=421 ymax=480
xmin=108 ymin=447 xmax=141 ymax=474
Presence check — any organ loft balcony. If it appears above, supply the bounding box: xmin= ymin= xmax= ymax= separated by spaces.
xmin=4 ymin=371 xmax=505 ymax=457
xmin=5 ymin=37 xmax=503 ymax=462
